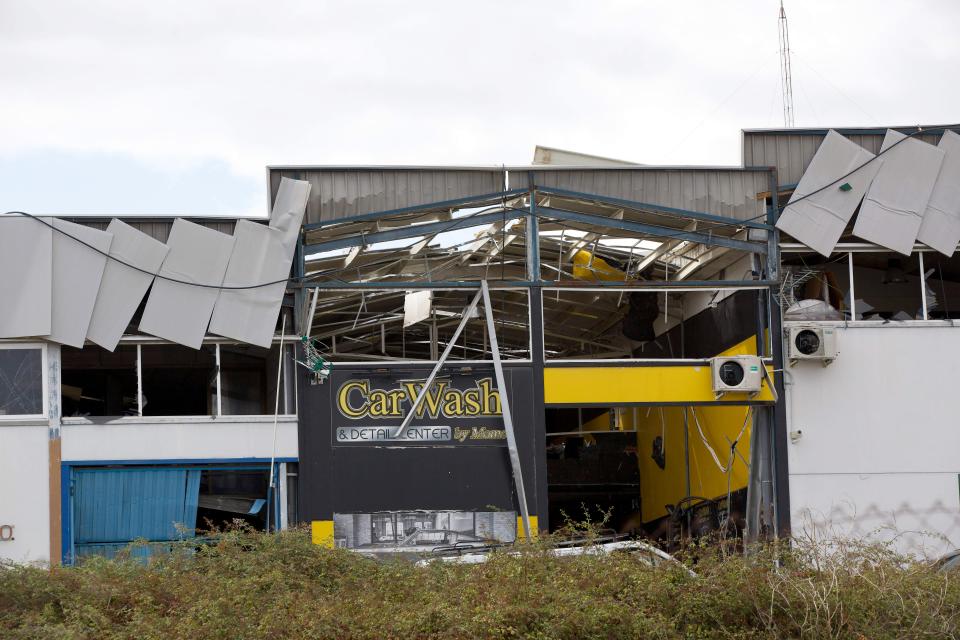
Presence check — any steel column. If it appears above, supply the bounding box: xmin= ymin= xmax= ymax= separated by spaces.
xmin=481 ymin=280 xmax=532 ymax=539
xmin=766 ymin=168 xmax=791 ymax=538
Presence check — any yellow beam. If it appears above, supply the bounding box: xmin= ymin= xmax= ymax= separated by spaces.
xmin=544 ymin=364 xmax=774 ymax=405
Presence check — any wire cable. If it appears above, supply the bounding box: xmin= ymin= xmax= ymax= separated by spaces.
xmin=784 ymin=125 xmax=959 ymax=208
xmin=14 ymin=127 xmax=959 ymax=292
xmin=3 ymin=202 xmax=525 ymax=292
xmin=3 ymin=210 xmax=301 ymax=290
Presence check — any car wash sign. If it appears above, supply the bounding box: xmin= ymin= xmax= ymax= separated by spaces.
xmin=332 ymin=372 xmax=509 ymax=447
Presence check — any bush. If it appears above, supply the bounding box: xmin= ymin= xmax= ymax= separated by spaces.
xmin=1 ymin=527 xmax=957 ymax=639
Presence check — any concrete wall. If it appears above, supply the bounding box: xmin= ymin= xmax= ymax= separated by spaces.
xmin=61 ymin=416 xmax=298 ymax=462
xmin=786 ymin=323 xmax=960 ymax=557
xmin=0 ymin=425 xmax=51 ymax=564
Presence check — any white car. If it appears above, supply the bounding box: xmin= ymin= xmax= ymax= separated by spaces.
xmin=415 ymin=537 xmax=696 ymax=577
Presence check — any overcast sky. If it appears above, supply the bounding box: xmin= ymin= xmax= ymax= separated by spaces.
xmin=2 ymin=1 xmax=958 ymax=216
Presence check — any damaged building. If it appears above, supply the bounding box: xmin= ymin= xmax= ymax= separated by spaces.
xmin=2 ymin=125 xmax=960 ymax=564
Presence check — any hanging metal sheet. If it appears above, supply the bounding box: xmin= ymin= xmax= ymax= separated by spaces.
xmin=776 ymin=130 xmax=881 ymax=257
xmin=403 ymin=290 xmax=433 ymax=327
xmin=86 ymin=220 xmax=170 ymax=351
xmin=0 ymin=215 xmax=52 ymax=338
xmin=853 ymin=130 xmax=945 ymax=255
xmin=139 ymin=219 xmax=235 ymax=349
xmin=48 ymin=220 xmax=114 ymax=347
xmin=208 ymin=221 xmax=290 ymax=348
xmin=916 ymin=130 xmax=960 ymax=256
xmin=268 ymin=177 xmax=311 ymax=252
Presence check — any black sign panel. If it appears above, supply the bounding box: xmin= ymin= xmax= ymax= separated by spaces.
xmin=331 ymin=371 xmax=508 ymax=447
xmin=297 ymin=364 xmax=544 ymax=522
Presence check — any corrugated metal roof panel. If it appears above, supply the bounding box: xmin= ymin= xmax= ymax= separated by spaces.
xmin=69 ymin=218 xmax=237 ymax=243
xmin=742 ymin=126 xmax=958 ymax=186
xmin=267 ymin=168 xmax=505 ymax=225
xmin=509 ymin=168 xmax=770 ymax=221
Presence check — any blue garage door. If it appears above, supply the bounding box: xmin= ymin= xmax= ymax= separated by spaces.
xmin=72 ymin=467 xmax=201 ymax=561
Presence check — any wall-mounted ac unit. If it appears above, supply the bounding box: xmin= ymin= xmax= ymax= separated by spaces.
xmin=788 ymin=326 xmax=838 ymax=366
xmin=711 ymin=355 xmax=763 ymax=398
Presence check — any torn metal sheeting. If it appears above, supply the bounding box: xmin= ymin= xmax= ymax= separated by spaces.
xmin=403 ymin=290 xmax=433 ymax=327
xmin=139 ymin=219 xmax=236 ymax=349
xmin=853 ymin=130 xmax=945 ymax=255
xmin=48 ymin=220 xmax=114 ymax=348
xmin=916 ymin=130 xmax=960 ymax=256
xmin=269 ymin=177 xmax=311 ymax=252
xmin=776 ymin=130 xmax=881 ymax=257
xmin=86 ymin=220 xmax=170 ymax=351
xmin=0 ymin=215 xmax=52 ymax=338
xmin=209 ymin=220 xmax=292 ymax=349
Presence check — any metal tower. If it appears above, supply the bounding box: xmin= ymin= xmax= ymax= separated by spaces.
xmin=778 ymin=1 xmax=795 ymax=127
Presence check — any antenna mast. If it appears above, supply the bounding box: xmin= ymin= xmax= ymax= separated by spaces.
xmin=778 ymin=0 xmax=795 ymax=127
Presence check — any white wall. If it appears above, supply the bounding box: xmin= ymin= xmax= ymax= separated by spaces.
xmin=61 ymin=416 xmax=298 ymax=462
xmin=786 ymin=323 xmax=960 ymax=557
xmin=0 ymin=425 xmax=51 ymax=564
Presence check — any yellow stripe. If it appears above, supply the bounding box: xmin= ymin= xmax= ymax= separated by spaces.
xmin=544 ymin=364 xmax=774 ymax=405
xmin=311 ymin=520 xmax=335 ymax=548
xmin=516 ymin=515 xmax=539 ymax=540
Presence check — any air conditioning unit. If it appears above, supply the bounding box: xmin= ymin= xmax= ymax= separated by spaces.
xmin=788 ymin=325 xmax=838 ymax=366
xmin=711 ymin=355 xmax=763 ymax=398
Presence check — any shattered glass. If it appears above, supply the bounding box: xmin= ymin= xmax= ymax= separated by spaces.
xmin=0 ymin=348 xmax=43 ymax=416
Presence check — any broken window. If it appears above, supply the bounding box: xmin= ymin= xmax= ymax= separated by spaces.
xmin=0 ymin=345 xmax=44 ymax=417
xmin=69 ymin=463 xmax=290 ymax=562
xmin=219 ymin=343 xmax=294 ymax=415
xmin=60 ymin=340 xmax=296 ymax=419
xmin=140 ymin=345 xmax=217 ymax=416
xmin=781 ymin=250 xmax=960 ymax=322
xmin=197 ymin=468 xmax=271 ymax=531
xmin=61 ymin=345 xmax=138 ymax=417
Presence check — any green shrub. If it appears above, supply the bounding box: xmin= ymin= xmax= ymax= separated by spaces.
xmin=0 ymin=528 xmax=957 ymax=639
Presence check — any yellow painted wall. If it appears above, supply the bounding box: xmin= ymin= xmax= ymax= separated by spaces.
xmin=543 ymin=334 xmax=770 ymax=524
xmin=632 ymin=336 xmax=758 ymax=522
xmin=631 ymin=403 xmax=751 ymax=522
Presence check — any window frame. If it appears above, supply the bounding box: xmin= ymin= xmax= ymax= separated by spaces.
xmin=780 ymin=244 xmax=955 ymax=326
xmin=0 ymin=342 xmax=48 ymax=422
xmin=59 ymin=336 xmax=297 ymax=421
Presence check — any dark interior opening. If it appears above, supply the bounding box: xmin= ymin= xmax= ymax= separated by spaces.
xmin=61 ymin=345 xmax=138 ymax=417
xmin=196 ymin=468 xmax=271 ymax=531
xmin=140 ymin=345 xmax=217 ymax=416
xmin=545 ymin=407 xmax=641 ymax=535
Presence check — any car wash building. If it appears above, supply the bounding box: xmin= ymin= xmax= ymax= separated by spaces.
xmin=281 ymin=161 xmax=783 ymax=551
xmin=3 ymin=124 xmax=960 ymax=565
